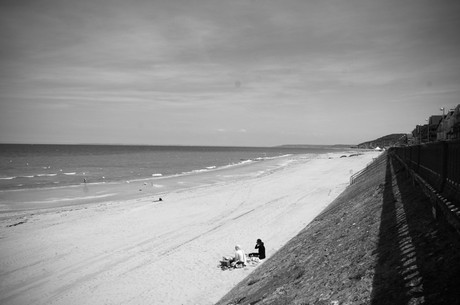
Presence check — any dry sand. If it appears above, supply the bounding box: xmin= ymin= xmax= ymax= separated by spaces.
xmin=0 ymin=151 xmax=381 ymax=305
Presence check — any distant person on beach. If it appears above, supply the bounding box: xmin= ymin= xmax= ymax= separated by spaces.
xmin=249 ymin=239 xmax=266 ymax=260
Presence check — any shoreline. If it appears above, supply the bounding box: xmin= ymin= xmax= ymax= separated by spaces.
xmin=0 ymin=150 xmax=381 ymax=305
xmin=0 ymin=144 xmax=347 ymax=194
xmin=0 ymin=151 xmax=324 ymax=212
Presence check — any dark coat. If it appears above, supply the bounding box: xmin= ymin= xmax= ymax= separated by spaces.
xmin=256 ymin=242 xmax=266 ymax=259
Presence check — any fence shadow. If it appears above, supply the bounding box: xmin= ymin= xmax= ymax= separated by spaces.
xmin=370 ymin=154 xmax=460 ymax=305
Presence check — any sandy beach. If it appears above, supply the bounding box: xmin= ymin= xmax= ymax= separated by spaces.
xmin=0 ymin=150 xmax=381 ymax=305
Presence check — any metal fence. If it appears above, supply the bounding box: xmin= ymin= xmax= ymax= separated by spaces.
xmin=390 ymin=140 xmax=460 ymax=206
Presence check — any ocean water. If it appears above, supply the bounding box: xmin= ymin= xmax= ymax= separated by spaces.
xmin=0 ymin=144 xmax=350 ymax=211
xmin=0 ymin=144 xmax=344 ymax=191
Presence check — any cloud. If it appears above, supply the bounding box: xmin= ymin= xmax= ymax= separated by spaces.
xmin=1 ymin=0 xmax=460 ymax=145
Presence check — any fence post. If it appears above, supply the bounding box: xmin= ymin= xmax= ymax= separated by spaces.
xmin=440 ymin=141 xmax=449 ymax=192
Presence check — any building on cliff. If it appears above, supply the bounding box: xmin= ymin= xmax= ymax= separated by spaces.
xmin=437 ymin=105 xmax=460 ymax=141
xmin=411 ymin=104 xmax=460 ymax=143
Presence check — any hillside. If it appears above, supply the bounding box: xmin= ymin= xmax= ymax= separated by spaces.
xmin=216 ymin=152 xmax=460 ymax=305
xmin=357 ymin=134 xmax=407 ymax=149
xmin=276 ymin=144 xmax=353 ymax=149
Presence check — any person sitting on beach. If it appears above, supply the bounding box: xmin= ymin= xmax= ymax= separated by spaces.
xmin=233 ymin=245 xmax=246 ymax=267
xmin=221 ymin=245 xmax=247 ymax=268
xmin=248 ymin=239 xmax=266 ymax=260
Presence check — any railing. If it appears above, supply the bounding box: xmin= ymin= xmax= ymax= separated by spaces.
xmin=390 ymin=140 xmax=460 ymax=208
xmin=350 ymin=152 xmax=387 ymax=185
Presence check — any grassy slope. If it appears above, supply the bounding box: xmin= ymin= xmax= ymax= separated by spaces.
xmin=216 ymin=152 xmax=460 ymax=305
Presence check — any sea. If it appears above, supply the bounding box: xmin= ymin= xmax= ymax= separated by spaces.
xmin=0 ymin=144 xmax=349 ymax=211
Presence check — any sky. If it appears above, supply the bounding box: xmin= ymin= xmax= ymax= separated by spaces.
xmin=1 ymin=0 xmax=459 ymax=146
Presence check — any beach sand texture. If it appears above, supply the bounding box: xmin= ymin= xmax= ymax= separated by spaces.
xmin=0 ymin=151 xmax=381 ymax=305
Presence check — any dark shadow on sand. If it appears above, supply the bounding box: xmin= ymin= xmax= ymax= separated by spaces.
xmin=371 ymin=154 xmax=460 ymax=305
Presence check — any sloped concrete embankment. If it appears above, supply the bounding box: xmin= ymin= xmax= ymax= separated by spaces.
xmin=216 ymin=152 xmax=460 ymax=305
